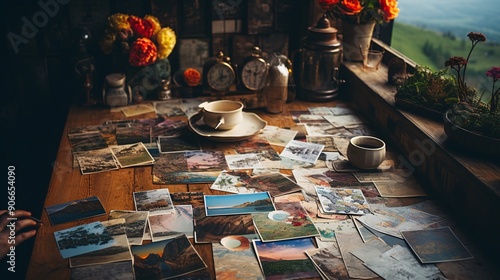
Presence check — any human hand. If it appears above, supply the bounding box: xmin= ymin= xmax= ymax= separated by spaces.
xmin=0 ymin=210 xmax=40 ymax=260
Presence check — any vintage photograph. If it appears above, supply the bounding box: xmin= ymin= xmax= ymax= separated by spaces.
xmin=54 ymin=221 xmax=119 ymax=259
xmin=76 ymin=147 xmax=119 ymax=174
xmin=115 ymin=125 xmax=151 ymax=145
xmin=68 ymin=131 xmax=108 ymax=152
xmin=148 ymin=205 xmax=194 ymax=241
xmin=315 ymin=186 xmax=371 ymax=215
xmin=280 ymin=140 xmax=324 ymax=164
xmin=46 ymin=196 xmax=106 ymax=225
xmin=133 ymin=189 xmax=175 ymax=214
xmin=204 ymin=192 xmax=274 ymax=216
xmin=225 ymin=154 xmax=263 ymax=170
xmin=69 ymin=219 xmax=131 ymax=268
xmin=158 ymin=134 xmax=201 ymax=154
xmin=252 ymin=201 xmax=319 ymax=242
xmin=70 ymin=260 xmax=135 ymax=280
xmin=194 ymin=207 xmax=256 ymax=243
xmin=110 ymin=142 xmax=155 ymax=168
xmin=131 ymin=235 xmax=207 ymax=279
xmin=213 ymin=234 xmax=264 ymax=279
xmin=210 ymin=171 xmax=253 ymax=194
xmin=108 ymin=210 xmax=149 ymax=245
xmin=259 ymin=125 xmax=298 ymax=147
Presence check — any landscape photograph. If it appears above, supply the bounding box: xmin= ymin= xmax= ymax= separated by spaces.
xmin=149 ymin=205 xmax=194 ymax=241
xmin=110 ymin=142 xmax=155 ymax=167
xmin=54 ymin=221 xmax=118 ymax=259
xmin=76 ymin=147 xmax=119 ymax=174
xmin=253 ymin=238 xmax=320 ymax=280
xmin=204 ymin=192 xmax=275 ymax=216
xmin=67 ymin=131 xmax=108 ymax=152
xmin=70 ymin=260 xmax=135 ymax=280
xmin=45 ymin=195 xmax=106 ymax=225
xmin=115 ymin=124 xmax=151 ymax=145
xmin=133 ymin=189 xmax=174 ymax=214
xmin=131 ymin=235 xmax=207 ymax=280
xmin=108 ymin=210 xmax=149 ymax=245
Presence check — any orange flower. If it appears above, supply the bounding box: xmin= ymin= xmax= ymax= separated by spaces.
xmin=183 ymin=68 xmax=201 ymax=86
xmin=129 ymin=38 xmax=157 ymax=67
xmin=128 ymin=15 xmax=156 ymax=38
xmin=318 ymin=0 xmax=340 ymax=10
xmin=339 ymin=0 xmax=363 ymax=15
xmin=379 ymin=0 xmax=399 ymax=22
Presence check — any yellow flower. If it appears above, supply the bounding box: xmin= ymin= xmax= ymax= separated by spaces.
xmin=155 ymin=27 xmax=176 ymax=59
xmin=108 ymin=13 xmax=129 ymax=31
xmin=145 ymin=15 xmax=161 ymax=36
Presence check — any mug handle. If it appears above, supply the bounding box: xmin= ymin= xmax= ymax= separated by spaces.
xmin=214 ymin=117 xmax=225 ymax=130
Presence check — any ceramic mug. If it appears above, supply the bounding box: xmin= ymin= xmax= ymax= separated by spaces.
xmin=347 ymin=136 xmax=386 ymax=169
xmin=199 ymin=100 xmax=244 ymax=130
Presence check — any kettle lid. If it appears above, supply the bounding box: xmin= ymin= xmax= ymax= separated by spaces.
xmin=303 ymin=14 xmax=340 ymax=50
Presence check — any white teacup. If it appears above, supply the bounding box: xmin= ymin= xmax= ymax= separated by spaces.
xmin=347 ymin=136 xmax=386 ymax=169
xmin=199 ymin=100 xmax=244 ymax=130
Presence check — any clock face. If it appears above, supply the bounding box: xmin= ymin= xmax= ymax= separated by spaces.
xmin=241 ymin=59 xmax=267 ymax=91
xmin=207 ymin=63 xmax=235 ymax=92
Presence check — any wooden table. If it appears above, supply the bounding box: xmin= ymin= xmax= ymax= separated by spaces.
xmin=25 ymin=97 xmax=498 ymax=279
xmin=24 ymin=98 xmax=336 ymax=279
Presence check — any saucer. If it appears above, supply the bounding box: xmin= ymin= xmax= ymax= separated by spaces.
xmin=188 ymin=112 xmax=267 ymax=142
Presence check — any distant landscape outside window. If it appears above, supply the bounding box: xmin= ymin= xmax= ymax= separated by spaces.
xmin=392 ymin=0 xmax=500 ymax=96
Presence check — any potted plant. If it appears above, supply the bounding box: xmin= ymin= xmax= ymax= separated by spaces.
xmin=443 ymin=32 xmax=500 ymax=156
xmin=394 ymin=65 xmax=459 ymax=121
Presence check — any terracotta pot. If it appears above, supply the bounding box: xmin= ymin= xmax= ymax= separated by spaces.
xmin=341 ymin=21 xmax=376 ymax=62
xmin=443 ymin=110 xmax=500 ymax=156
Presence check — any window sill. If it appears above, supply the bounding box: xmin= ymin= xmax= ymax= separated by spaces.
xmin=339 ymin=39 xmax=500 ymax=260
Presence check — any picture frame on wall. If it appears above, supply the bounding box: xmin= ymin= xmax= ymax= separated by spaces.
xmin=211 ymin=0 xmax=243 ymax=34
xmin=178 ymin=38 xmax=209 ymax=73
xmin=247 ymin=0 xmax=274 ymax=34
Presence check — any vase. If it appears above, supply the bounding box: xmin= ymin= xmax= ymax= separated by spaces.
xmin=126 ymin=57 xmax=171 ymax=100
xmin=443 ymin=110 xmax=500 ymax=157
xmin=341 ymin=21 xmax=376 ymax=62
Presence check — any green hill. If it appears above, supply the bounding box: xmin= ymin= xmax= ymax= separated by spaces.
xmin=391 ymin=22 xmax=500 ymax=94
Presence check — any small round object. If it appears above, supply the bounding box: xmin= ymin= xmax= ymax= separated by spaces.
xmin=347 ymin=136 xmax=386 ymax=170
xmin=240 ymin=46 xmax=268 ymax=91
xmin=207 ymin=62 xmax=236 ymax=92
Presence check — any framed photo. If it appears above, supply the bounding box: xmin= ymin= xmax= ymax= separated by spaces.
xmin=150 ymin=0 xmax=178 ymax=31
xmin=211 ymin=0 xmax=243 ymax=34
xmin=247 ymin=0 xmax=274 ymax=34
xmin=178 ymin=38 xmax=209 ymax=73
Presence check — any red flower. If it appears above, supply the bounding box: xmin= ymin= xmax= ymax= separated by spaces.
xmin=486 ymin=66 xmax=500 ymax=81
xmin=339 ymin=0 xmax=363 ymax=15
xmin=318 ymin=0 xmax=340 ymax=10
xmin=129 ymin=38 xmax=157 ymax=67
xmin=128 ymin=15 xmax=155 ymax=38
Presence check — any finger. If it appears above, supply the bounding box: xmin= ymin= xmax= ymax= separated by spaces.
xmin=15 ymin=219 xmax=38 ymax=232
xmin=0 ymin=210 xmax=32 ymax=229
xmin=14 ymin=230 xmax=37 ymax=246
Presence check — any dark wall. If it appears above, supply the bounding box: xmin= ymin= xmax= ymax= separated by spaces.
xmin=0 ymin=0 xmax=318 ymax=277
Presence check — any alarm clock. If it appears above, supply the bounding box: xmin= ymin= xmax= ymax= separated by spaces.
xmin=238 ymin=46 xmax=268 ymax=92
xmin=202 ymin=51 xmax=236 ymax=94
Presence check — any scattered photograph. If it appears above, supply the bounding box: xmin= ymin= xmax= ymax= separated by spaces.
xmin=150 ymin=119 xmax=187 ymax=142
xmin=68 ymin=131 xmax=108 ymax=152
xmin=148 ymin=205 xmax=194 ymax=241
xmin=158 ymin=134 xmax=201 ymax=154
xmin=170 ymin=191 xmax=205 ymax=207
xmin=154 ymin=100 xmax=185 ymax=117
xmin=133 ymin=189 xmax=175 ymax=215
xmin=306 ymin=136 xmax=337 ymax=152
xmin=308 ymin=106 xmax=334 ymax=116
xmin=259 ymin=125 xmax=298 ymax=146
xmin=280 ymin=140 xmax=324 ymax=164
xmin=315 ymin=186 xmax=370 ymax=215
xmin=194 ymin=208 xmax=256 ymax=243
xmin=69 ymin=219 xmax=131 ymax=268
xmin=323 ymin=114 xmax=366 ymax=128
xmin=331 ymin=105 xmax=356 ymax=115
xmin=210 ymin=170 xmax=253 ymax=194
xmin=401 ymin=227 xmax=474 ymax=263
xmin=54 ymin=221 xmax=118 ymax=259
xmin=303 ymin=122 xmax=343 ymax=136
xmin=204 ymin=192 xmax=274 ymax=216
xmin=153 ymin=151 xmax=228 ymax=184
xmin=70 ymin=260 xmax=135 ymax=280
xmin=252 ymin=201 xmax=319 ymax=242
xmin=115 ymin=124 xmax=151 ymax=145
xmin=305 ymin=245 xmax=349 ymax=280
xmin=45 ymin=196 xmax=106 ymax=225
xmin=121 ymin=104 xmax=155 ymax=117
xmin=225 ymin=154 xmax=263 ymax=170
xmin=108 ymin=210 xmax=149 ymax=245
xmin=298 ymin=114 xmax=328 ymax=124
xmin=213 ymin=234 xmax=265 ymax=280
xmin=131 ymin=235 xmax=207 ymax=279
xmin=253 ymin=237 xmax=320 ymax=280
xmin=289 ymin=110 xmax=310 ymax=123
xmin=110 ymin=142 xmax=155 ymax=168
xmin=76 ymin=147 xmax=119 ymax=174
xmin=244 ymin=172 xmax=303 ymax=197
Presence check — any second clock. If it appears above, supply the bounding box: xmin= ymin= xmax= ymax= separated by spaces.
xmin=238 ymin=46 xmax=268 ymax=92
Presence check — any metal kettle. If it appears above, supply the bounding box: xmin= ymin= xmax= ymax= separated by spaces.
xmin=294 ymin=14 xmax=343 ymax=102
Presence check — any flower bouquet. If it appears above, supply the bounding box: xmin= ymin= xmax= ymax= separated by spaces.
xmin=100 ymin=13 xmax=176 ymax=99
xmin=318 ymin=0 xmax=399 ymax=61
